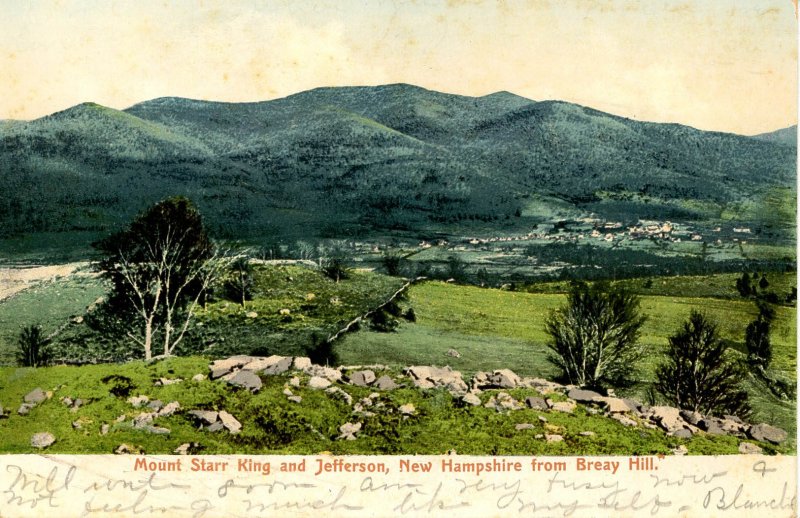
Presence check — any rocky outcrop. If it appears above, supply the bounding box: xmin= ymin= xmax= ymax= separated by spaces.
xmin=203 ymin=355 xmax=788 ymax=449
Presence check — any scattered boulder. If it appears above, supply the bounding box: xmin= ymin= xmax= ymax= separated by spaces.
xmin=673 ymin=428 xmax=693 ymax=439
xmin=282 ymin=388 xmax=293 ymax=397
xmin=596 ymin=397 xmax=631 ymax=414
xmin=174 ymin=443 xmax=201 ymax=455
xmin=288 ymin=396 xmax=303 ymax=404
xmin=545 ymin=434 xmax=563 ymax=443
xmin=405 ymin=366 xmax=468 ymax=394
xmin=206 ymin=421 xmax=225 ymax=433
xmin=305 ymin=365 xmax=343 ymax=382
xmin=140 ymin=425 xmax=171 ymax=435
xmin=671 ymin=445 xmax=689 ymax=456
xmin=128 ymin=394 xmax=150 ymax=408
xmin=209 ymin=356 xmax=254 ymax=379
xmin=489 ymin=369 xmax=521 ymax=389
xmin=133 ymin=412 xmax=156 ymax=428
xmin=698 ymin=418 xmax=726 ymax=436
xmin=31 ymin=432 xmax=56 ymax=449
xmin=100 ymin=424 xmax=110 ymax=435
xmin=567 ymin=388 xmax=602 ymax=404
xmin=308 ymin=376 xmax=332 ymax=390
xmin=374 ymin=375 xmax=399 ymax=391
xmin=548 ymin=399 xmax=576 ymax=414
xmin=349 ymin=370 xmax=376 ymax=387
xmin=192 ymin=374 xmax=206 ymax=382
xmin=290 ymin=376 xmax=301 ymax=388
xmin=338 ymin=422 xmax=362 ymax=441
xmin=114 ymin=444 xmax=137 ymax=455
xmin=293 ymin=357 xmax=312 ymax=371
xmin=579 ymin=431 xmax=596 ymax=437
xmin=748 ymin=423 xmax=788 ymax=445
xmin=156 ymin=377 xmax=182 ymax=386
xmin=462 ymin=393 xmax=482 ymax=406
xmin=738 ymin=442 xmax=763 ymax=455
xmin=24 ymin=388 xmax=47 ymax=405
xmin=226 ymin=370 xmax=263 ymax=392
xmin=218 ymin=411 xmax=242 ymax=434
xmin=525 ymin=396 xmax=548 ymax=410
xmin=245 ymin=311 xmax=258 ymax=318
xmin=446 ymin=349 xmax=461 ymax=358
xmin=515 ymin=423 xmax=535 ymax=431
xmin=188 ymin=410 xmax=219 ymax=425
xmin=648 ymin=406 xmax=686 ymax=433
xmin=147 ymin=400 xmax=164 ymax=412
xmin=17 ymin=403 xmax=35 ymax=415
xmin=524 ymin=378 xmax=564 ymax=394
xmin=679 ymin=410 xmax=703 ymax=426
xmin=399 ymin=403 xmax=416 ymax=416
xmin=158 ymin=401 xmax=181 ymax=417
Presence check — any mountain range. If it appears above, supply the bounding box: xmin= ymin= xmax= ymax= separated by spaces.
xmin=0 ymin=84 xmax=795 ymax=244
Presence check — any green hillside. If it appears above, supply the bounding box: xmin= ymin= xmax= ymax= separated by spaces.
xmin=0 ymin=85 xmax=795 ymax=254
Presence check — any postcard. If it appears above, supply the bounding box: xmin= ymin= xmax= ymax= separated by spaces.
xmin=0 ymin=1 xmax=796 ymax=516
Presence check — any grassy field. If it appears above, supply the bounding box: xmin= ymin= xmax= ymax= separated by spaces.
xmin=0 ymin=275 xmax=107 ymax=365
xmin=0 ymin=267 xmax=795 ymax=452
xmin=337 ymin=280 xmax=797 ymax=440
xmin=0 ymin=357 xmax=779 ymax=455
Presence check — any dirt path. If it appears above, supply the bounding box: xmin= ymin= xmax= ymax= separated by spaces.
xmin=0 ymin=262 xmax=90 ymax=302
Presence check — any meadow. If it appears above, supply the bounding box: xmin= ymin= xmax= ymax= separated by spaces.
xmin=0 ymin=266 xmax=795 ymax=453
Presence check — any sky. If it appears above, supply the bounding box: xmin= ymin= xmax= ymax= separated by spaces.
xmin=0 ymin=0 xmax=797 ymax=135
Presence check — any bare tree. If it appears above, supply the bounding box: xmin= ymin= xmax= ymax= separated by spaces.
xmin=95 ymin=197 xmax=228 ymax=360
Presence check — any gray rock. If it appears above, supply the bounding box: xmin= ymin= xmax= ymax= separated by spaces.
xmin=188 ymin=410 xmax=219 ymax=425
xmin=261 ymin=356 xmax=294 ymax=375
xmin=158 ymin=401 xmax=181 ymax=417
xmin=288 ymin=396 xmax=303 ymax=404
xmin=17 ymin=403 xmax=35 ymax=415
xmin=515 ymin=423 xmax=535 ymax=431
xmin=538 ymin=415 xmax=548 ymax=423
xmin=462 ymin=393 xmax=482 ymax=406
xmin=192 ymin=374 xmax=206 ymax=382
xmin=72 ymin=420 xmax=82 ymax=430
xmin=62 ymin=397 xmax=74 ymax=407
xmin=100 ymin=424 xmax=110 ymax=435
xmin=648 ymin=406 xmax=686 ymax=433
xmin=133 ymin=412 xmax=156 ymax=428
xmin=289 ymin=376 xmax=301 ymax=388
xmin=374 ymin=375 xmax=399 ymax=390
xmin=209 ymin=355 xmax=254 ymax=378
xmin=548 ymin=400 xmax=576 ymax=414
xmin=174 ymin=443 xmax=195 ymax=455
xmin=305 ymin=365 xmax=343 ymax=382
xmin=292 ymin=357 xmax=312 ymax=371
xmin=338 ymin=422 xmax=362 ymax=440
xmin=399 ymin=403 xmax=416 ymax=415
xmin=218 ymin=411 xmax=242 ymax=434
xmin=525 ymin=378 xmax=564 ymax=394
xmin=24 ymin=388 xmax=47 ymax=405
xmin=748 ymin=423 xmax=788 ymax=444
xmin=738 ymin=442 xmax=763 ymax=455
xmin=156 ymin=377 xmax=182 ymax=386
xmin=282 ymin=388 xmax=294 ymax=396
xmin=679 ymin=410 xmax=703 ymax=426
xmin=671 ymin=445 xmax=689 ymax=456
xmin=489 ymin=369 xmax=521 ymax=389
xmin=673 ymin=428 xmax=693 ymax=439
xmin=115 ymin=444 xmax=135 ymax=454
xmin=545 ymin=434 xmax=563 ymax=443
xmin=445 ymin=348 xmax=461 ymax=358
xmin=147 ymin=400 xmax=164 ymax=411
xmin=699 ymin=418 xmax=726 ymax=436
xmin=579 ymin=431 xmax=596 ymax=437
xmin=206 ymin=421 xmax=225 ymax=433
xmin=226 ymin=370 xmax=263 ymax=392
xmin=596 ymin=397 xmax=632 ymax=414
xmin=349 ymin=370 xmax=376 ymax=387
xmin=31 ymin=432 xmax=56 ymax=449
xmin=128 ymin=394 xmax=150 ymax=408
xmin=567 ymin=388 xmax=602 ymax=403
xmin=525 ymin=396 xmax=548 ymax=410
xmin=623 ymin=398 xmax=643 ymax=413
xmin=308 ymin=376 xmax=332 ymax=390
